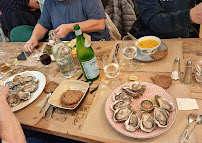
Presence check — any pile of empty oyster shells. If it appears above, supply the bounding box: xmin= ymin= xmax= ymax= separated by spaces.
xmin=5 ymin=73 xmax=39 ymax=107
xmin=111 ymin=82 xmax=175 ymax=133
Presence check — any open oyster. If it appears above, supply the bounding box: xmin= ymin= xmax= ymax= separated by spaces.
xmin=111 ymin=100 xmax=131 ymax=111
xmin=5 ymin=81 xmax=14 ymax=89
xmin=7 ymin=94 xmax=20 ymax=107
xmin=113 ymin=106 xmax=133 ymax=122
xmin=124 ymin=111 xmax=140 ymax=132
xmin=12 ymin=75 xmax=22 ymax=84
xmin=18 ymin=92 xmax=31 ymax=100
xmin=154 ymin=107 xmax=169 ymax=127
xmin=113 ymin=92 xmax=132 ymax=101
xmin=23 ymin=83 xmax=38 ymax=93
xmin=122 ymin=82 xmax=146 ymax=98
xmin=155 ymin=95 xmax=174 ymax=111
xmin=140 ymin=112 xmax=156 ymax=132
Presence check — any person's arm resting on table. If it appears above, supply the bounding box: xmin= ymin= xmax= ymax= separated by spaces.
xmin=0 ymin=86 xmax=26 ymax=143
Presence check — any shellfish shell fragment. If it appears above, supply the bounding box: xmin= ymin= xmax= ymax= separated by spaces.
xmin=111 ymin=100 xmax=131 ymax=111
xmin=154 ymin=107 xmax=169 ymax=127
xmin=140 ymin=112 xmax=156 ymax=132
xmin=113 ymin=106 xmax=133 ymax=122
xmin=155 ymin=95 xmax=174 ymax=111
xmin=113 ymin=92 xmax=132 ymax=101
xmin=124 ymin=111 xmax=140 ymax=132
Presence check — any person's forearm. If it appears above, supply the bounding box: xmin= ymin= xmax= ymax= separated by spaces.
xmin=67 ymin=19 xmax=105 ymax=33
xmin=30 ymin=23 xmax=48 ymax=41
xmin=0 ymin=100 xmax=26 ymax=143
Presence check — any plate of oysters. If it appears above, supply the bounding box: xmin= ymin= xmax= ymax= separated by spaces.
xmin=105 ymin=81 xmax=176 ymax=139
xmin=4 ymin=71 xmax=46 ymax=112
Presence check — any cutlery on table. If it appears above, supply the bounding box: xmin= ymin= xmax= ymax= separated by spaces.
xmin=186 ymin=115 xmax=202 ymax=140
xmin=179 ymin=113 xmax=197 ymax=143
xmin=45 ymin=105 xmax=55 ymax=121
xmin=39 ymin=93 xmax=52 ymax=114
xmin=90 ymin=85 xmax=99 ymax=94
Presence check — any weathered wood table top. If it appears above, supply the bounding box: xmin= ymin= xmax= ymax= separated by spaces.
xmin=0 ymin=38 xmax=202 ymax=143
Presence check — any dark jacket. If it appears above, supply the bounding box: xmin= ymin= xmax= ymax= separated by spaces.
xmin=130 ymin=0 xmax=202 ymax=39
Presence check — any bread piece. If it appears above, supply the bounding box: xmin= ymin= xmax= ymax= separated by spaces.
xmin=151 ymin=74 xmax=172 ymax=89
xmin=44 ymin=81 xmax=59 ymax=93
xmin=151 ymin=49 xmax=168 ymax=60
xmin=61 ymin=90 xmax=83 ymax=106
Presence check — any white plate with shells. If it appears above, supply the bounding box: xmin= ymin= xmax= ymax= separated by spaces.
xmin=105 ymin=81 xmax=176 ymax=139
xmin=4 ymin=71 xmax=46 ymax=112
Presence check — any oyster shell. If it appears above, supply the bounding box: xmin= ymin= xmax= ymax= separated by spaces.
xmin=7 ymin=94 xmax=20 ymax=107
xmin=5 ymin=81 xmax=14 ymax=89
xmin=113 ymin=106 xmax=133 ymax=122
xmin=113 ymin=92 xmax=132 ymax=101
xmin=155 ymin=95 xmax=174 ymax=111
xmin=140 ymin=112 xmax=156 ymax=132
xmin=122 ymin=82 xmax=146 ymax=98
xmin=111 ymin=100 xmax=131 ymax=111
xmin=12 ymin=75 xmax=22 ymax=84
xmin=23 ymin=83 xmax=38 ymax=93
xmin=154 ymin=107 xmax=169 ymax=127
xmin=18 ymin=92 xmax=31 ymax=100
xmin=124 ymin=111 xmax=140 ymax=132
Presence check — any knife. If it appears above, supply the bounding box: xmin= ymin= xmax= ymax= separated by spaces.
xmin=45 ymin=105 xmax=54 ymax=121
xmin=39 ymin=93 xmax=52 ymax=114
xmin=90 ymin=85 xmax=99 ymax=94
xmin=114 ymin=43 xmax=120 ymax=59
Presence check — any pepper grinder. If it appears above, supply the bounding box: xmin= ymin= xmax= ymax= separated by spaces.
xmin=171 ymin=57 xmax=180 ymax=80
xmin=181 ymin=61 xmax=193 ymax=84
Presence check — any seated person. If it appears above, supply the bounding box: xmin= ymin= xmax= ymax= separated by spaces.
xmin=0 ymin=86 xmax=26 ymax=143
xmin=25 ymin=0 xmax=110 ymax=51
xmin=0 ymin=0 xmax=40 ymax=37
xmin=130 ymin=0 xmax=202 ymax=39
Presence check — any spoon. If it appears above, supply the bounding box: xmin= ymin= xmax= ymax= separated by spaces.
xmin=179 ymin=113 xmax=197 ymax=143
xmin=127 ymin=32 xmax=143 ymax=47
xmin=186 ymin=115 xmax=202 ymax=140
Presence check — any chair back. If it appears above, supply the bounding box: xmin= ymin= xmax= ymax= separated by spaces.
xmin=10 ymin=25 xmax=34 ymax=42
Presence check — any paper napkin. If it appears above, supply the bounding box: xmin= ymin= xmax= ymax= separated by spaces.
xmin=176 ymin=98 xmax=199 ymax=110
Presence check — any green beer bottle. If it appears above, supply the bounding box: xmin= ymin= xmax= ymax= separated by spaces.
xmin=74 ymin=24 xmax=99 ymax=81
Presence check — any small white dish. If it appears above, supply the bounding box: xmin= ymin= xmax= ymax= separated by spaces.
xmin=48 ymin=80 xmax=89 ymax=110
xmin=136 ymin=36 xmax=161 ymax=56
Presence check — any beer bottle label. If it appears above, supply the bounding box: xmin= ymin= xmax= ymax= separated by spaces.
xmin=81 ymin=56 xmax=99 ymax=79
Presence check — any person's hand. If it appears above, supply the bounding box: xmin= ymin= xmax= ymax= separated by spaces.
xmin=29 ymin=0 xmax=40 ymax=10
xmin=55 ymin=24 xmax=72 ymax=38
xmin=0 ymin=86 xmax=9 ymax=102
xmin=190 ymin=2 xmax=202 ymax=24
xmin=24 ymin=39 xmax=38 ymax=52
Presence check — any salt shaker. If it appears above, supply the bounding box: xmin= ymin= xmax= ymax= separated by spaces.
xmin=171 ymin=57 xmax=180 ymax=80
xmin=181 ymin=61 xmax=193 ymax=84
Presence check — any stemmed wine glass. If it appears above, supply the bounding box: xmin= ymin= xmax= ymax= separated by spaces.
xmin=122 ymin=34 xmax=137 ymax=71
xmin=37 ymin=48 xmax=52 ymax=73
xmin=102 ymin=53 xmax=120 ymax=89
xmin=23 ymin=43 xmax=38 ymax=65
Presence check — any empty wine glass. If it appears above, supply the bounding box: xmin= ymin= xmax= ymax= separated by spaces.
xmin=122 ymin=34 xmax=137 ymax=71
xmin=102 ymin=53 xmax=120 ymax=89
xmin=23 ymin=43 xmax=38 ymax=64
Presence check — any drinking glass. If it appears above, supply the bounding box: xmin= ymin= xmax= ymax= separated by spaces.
xmin=102 ymin=53 xmax=120 ymax=89
xmin=122 ymin=35 xmax=137 ymax=71
xmin=195 ymin=60 xmax=202 ymax=84
xmin=23 ymin=43 xmax=38 ymax=64
xmin=37 ymin=48 xmax=52 ymax=73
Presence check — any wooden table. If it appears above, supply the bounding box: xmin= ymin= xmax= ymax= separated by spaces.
xmin=0 ymin=38 xmax=202 ymax=143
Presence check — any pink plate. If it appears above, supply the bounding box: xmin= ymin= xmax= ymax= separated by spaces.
xmin=105 ymin=81 xmax=176 ymax=139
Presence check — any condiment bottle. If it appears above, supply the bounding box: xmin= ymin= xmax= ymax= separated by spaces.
xmin=181 ymin=61 xmax=193 ymax=84
xmin=49 ymin=30 xmax=77 ymax=78
xmin=74 ymin=24 xmax=99 ymax=81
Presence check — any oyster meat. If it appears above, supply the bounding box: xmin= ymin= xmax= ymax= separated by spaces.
xmin=111 ymin=100 xmax=131 ymax=111
xmin=155 ymin=95 xmax=174 ymax=111
xmin=140 ymin=112 xmax=156 ymax=132
xmin=12 ymin=75 xmax=22 ymax=84
xmin=5 ymin=81 xmax=14 ymax=89
xmin=18 ymin=92 xmax=31 ymax=100
xmin=124 ymin=111 xmax=140 ymax=132
xmin=7 ymin=94 xmax=20 ymax=107
xmin=122 ymin=82 xmax=146 ymax=98
xmin=154 ymin=107 xmax=169 ymax=127
xmin=113 ymin=106 xmax=133 ymax=122
xmin=113 ymin=92 xmax=132 ymax=101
